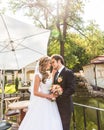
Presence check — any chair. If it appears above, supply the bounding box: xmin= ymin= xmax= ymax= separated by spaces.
xmin=4 ymin=96 xmax=21 ymax=124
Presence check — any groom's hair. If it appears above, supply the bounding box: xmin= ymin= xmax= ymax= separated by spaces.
xmin=51 ymin=54 xmax=65 ymax=65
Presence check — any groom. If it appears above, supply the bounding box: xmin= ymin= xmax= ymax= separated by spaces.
xmin=51 ymin=54 xmax=76 ymax=130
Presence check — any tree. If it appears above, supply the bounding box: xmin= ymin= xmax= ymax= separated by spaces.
xmin=8 ymin=0 xmax=85 ymax=58
xmin=6 ymin=0 xmax=104 ymax=71
xmin=84 ymin=21 xmax=104 ymax=58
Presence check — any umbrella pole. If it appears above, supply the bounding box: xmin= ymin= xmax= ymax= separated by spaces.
xmin=0 ymin=70 xmax=11 ymax=129
xmin=0 ymin=70 xmax=4 ymax=121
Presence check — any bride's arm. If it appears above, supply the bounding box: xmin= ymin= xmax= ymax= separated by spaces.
xmin=33 ymin=75 xmax=54 ymax=99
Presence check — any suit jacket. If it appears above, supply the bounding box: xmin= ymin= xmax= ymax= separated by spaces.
xmin=54 ymin=67 xmax=76 ymax=112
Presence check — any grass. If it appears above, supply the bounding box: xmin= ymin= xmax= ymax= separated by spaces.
xmin=0 ymin=84 xmax=16 ymax=94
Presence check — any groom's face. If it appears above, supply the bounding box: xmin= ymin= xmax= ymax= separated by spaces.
xmin=51 ymin=58 xmax=59 ymax=70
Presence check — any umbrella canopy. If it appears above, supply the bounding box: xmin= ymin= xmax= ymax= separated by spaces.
xmin=0 ymin=14 xmax=50 ymax=70
xmin=0 ymin=14 xmax=50 ymax=127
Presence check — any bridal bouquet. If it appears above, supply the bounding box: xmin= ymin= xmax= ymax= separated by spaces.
xmin=50 ymin=84 xmax=63 ymax=95
xmin=49 ymin=84 xmax=63 ymax=101
xmin=49 ymin=76 xmax=63 ymax=101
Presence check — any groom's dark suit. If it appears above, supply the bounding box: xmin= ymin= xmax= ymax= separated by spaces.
xmin=54 ymin=67 xmax=76 ymax=130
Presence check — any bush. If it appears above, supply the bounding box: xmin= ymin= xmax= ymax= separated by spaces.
xmin=0 ymin=84 xmax=16 ymax=94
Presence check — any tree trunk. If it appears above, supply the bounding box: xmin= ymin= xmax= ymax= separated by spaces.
xmin=60 ymin=40 xmax=64 ymax=58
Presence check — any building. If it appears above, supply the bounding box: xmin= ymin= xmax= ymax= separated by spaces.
xmin=83 ymin=55 xmax=104 ymax=89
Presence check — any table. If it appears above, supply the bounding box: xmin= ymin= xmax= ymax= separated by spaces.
xmin=8 ymin=100 xmax=29 ymax=123
xmin=18 ymin=87 xmax=30 ymax=93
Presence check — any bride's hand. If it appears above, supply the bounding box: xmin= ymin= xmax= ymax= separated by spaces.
xmin=47 ymin=93 xmax=56 ymax=100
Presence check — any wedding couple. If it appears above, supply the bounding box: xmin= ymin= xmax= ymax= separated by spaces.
xmin=18 ymin=54 xmax=76 ymax=130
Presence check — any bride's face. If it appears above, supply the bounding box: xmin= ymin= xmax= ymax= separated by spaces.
xmin=46 ymin=61 xmax=51 ymax=70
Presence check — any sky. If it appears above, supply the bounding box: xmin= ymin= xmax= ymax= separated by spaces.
xmin=0 ymin=0 xmax=104 ymax=30
xmin=83 ymin=0 xmax=104 ymax=30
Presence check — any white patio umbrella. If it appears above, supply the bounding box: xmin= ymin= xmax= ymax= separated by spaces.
xmin=0 ymin=14 xmax=50 ymax=128
xmin=0 ymin=14 xmax=50 ymax=70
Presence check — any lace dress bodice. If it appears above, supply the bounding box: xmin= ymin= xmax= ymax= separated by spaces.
xmin=29 ymin=72 xmax=53 ymax=101
xmin=39 ymin=77 xmax=53 ymax=94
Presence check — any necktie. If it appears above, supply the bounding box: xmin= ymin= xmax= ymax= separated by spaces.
xmin=54 ymin=71 xmax=59 ymax=83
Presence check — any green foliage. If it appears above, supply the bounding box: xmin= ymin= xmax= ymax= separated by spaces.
xmin=4 ymin=75 xmax=7 ymax=86
xmin=48 ymin=25 xmax=104 ymax=71
xmin=72 ymin=96 xmax=104 ymax=130
xmin=5 ymin=0 xmax=104 ymax=72
xmin=84 ymin=22 xmax=104 ymax=58
xmin=48 ymin=32 xmax=90 ymax=71
xmin=15 ymin=77 xmax=19 ymax=91
xmin=0 ymin=84 xmax=16 ymax=94
xmin=51 ymin=29 xmax=60 ymax=39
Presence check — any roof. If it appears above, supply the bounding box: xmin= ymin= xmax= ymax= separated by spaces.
xmin=91 ymin=55 xmax=104 ymax=64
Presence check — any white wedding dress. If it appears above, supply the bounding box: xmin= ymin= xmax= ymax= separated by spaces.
xmin=18 ymin=72 xmax=63 ymax=130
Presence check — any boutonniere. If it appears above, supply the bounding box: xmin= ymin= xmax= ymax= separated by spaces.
xmin=57 ymin=76 xmax=63 ymax=83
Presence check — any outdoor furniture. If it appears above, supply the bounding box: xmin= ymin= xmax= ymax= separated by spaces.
xmin=4 ymin=96 xmax=21 ymax=124
xmin=18 ymin=87 xmax=30 ymax=93
xmin=8 ymin=100 xmax=29 ymax=124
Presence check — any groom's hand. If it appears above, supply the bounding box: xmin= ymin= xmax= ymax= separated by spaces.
xmin=53 ymin=93 xmax=59 ymax=98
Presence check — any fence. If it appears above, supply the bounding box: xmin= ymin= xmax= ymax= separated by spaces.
xmin=72 ymin=102 xmax=104 ymax=130
xmin=1 ymin=93 xmax=104 ymax=130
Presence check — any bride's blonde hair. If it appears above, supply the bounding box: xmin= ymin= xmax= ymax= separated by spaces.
xmin=39 ymin=56 xmax=51 ymax=83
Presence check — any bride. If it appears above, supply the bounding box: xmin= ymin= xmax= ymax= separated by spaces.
xmin=18 ymin=56 xmax=63 ymax=130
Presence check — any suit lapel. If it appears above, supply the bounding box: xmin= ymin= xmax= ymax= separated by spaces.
xmin=54 ymin=71 xmax=59 ymax=83
xmin=58 ymin=67 xmax=65 ymax=77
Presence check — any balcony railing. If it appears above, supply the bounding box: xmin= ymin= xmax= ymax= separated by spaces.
xmin=1 ymin=93 xmax=104 ymax=130
xmin=72 ymin=102 xmax=104 ymax=130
